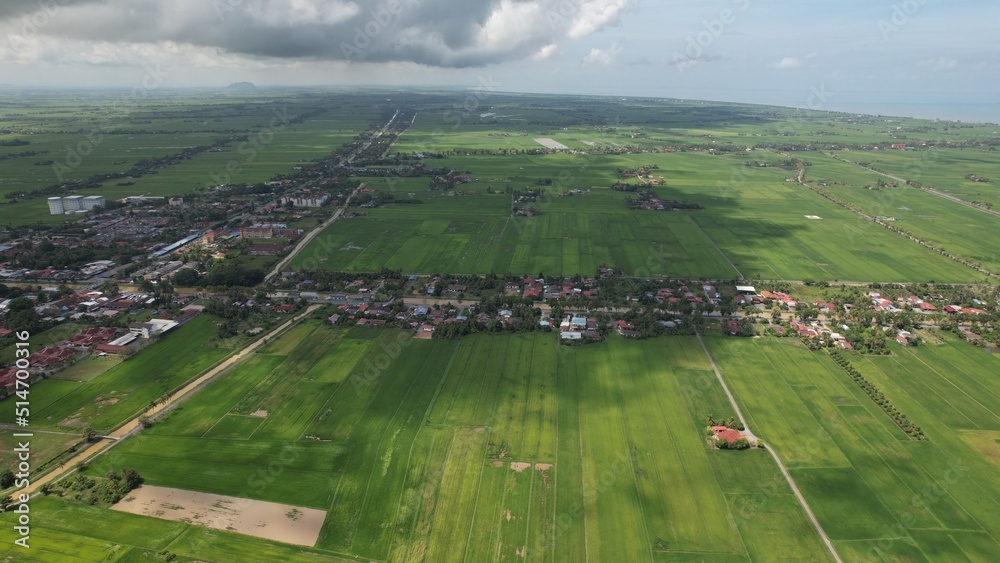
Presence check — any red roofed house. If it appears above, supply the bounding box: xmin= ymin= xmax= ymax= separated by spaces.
xmin=711 ymin=426 xmax=746 ymax=445
xmin=727 ymin=319 xmax=740 ymax=336
xmin=716 ymin=429 xmax=744 ymax=443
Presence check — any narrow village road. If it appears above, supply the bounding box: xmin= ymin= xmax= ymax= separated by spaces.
xmin=22 ymin=305 xmax=320 ymax=496
xmin=823 ymin=152 xmax=1000 ymax=219
xmin=695 ymin=332 xmax=843 ymax=563
xmin=265 ymin=184 xmax=364 ymax=280
xmin=267 ymin=108 xmax=404 ymax=280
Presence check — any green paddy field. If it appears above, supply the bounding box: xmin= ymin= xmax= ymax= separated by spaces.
xmin=3 ymin=320 xmax=997 ymax=562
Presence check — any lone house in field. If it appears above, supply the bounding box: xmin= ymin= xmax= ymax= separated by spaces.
xmin=711 ymin=425 xmax=752 ymax=446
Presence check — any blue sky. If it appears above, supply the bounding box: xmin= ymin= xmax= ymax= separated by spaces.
xmin=1 ymin=0 xmax=997 ymax=120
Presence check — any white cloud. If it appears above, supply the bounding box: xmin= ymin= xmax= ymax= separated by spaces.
xmin=473 ymin=0 xmax=546 ymax=53
xmin=675 ymin=57 xmax=700 ymax=71
xmin=533 ymin=43 xmax=558 ymax=61
xmin=583 ymin=41 xmax=622 ymax=67
xmin=771 ymin=57 xmax=801 ymax=69
xmin=567 ymin=0 xmax=631 ymax=39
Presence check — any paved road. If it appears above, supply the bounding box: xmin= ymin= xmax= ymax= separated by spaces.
xmin=695 ymin=332 xmax=843 ymax=563
xmin=265 ymin=183 xmax=364 ymax=280
xmin=266 ymin=109 xmax=403 ymax=281
xmin=21 ymin=305 xmax=320 ymax=497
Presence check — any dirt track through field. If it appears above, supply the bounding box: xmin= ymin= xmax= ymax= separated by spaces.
xmin=23 ymin=306 xmax=320 ymax=496
xmin=687 ymin=215 xmax=744 ymax=278
xmin=695 ymin=332 xmax=843 ymax=563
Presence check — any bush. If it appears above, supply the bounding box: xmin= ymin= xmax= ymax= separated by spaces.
xmin=49 ymin=469 xmax=144 ymax=507
xmin=715 ymin=438 xmax=751 ymax=450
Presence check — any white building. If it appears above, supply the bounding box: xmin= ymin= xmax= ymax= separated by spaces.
xmin=280 ymin=194 xmax=329 ymax=208
xmin=48 ymin=197 xmax=64 ymax=215
xmin=128 ymin=318 xmax=178 ymax=339
xmin=81 ymin=195 xmax=105 ymax=211
xmin=120 ymin=195 xmax=165 ymax=204
xmin=62 ymin=195 xmax=85 ymax=211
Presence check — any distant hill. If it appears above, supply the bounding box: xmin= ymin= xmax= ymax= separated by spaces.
xmin=226 ymin=82 xmax=256 ymax=91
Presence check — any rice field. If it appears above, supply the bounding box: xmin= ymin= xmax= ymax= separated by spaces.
xmin=32 ymin=325 xmax=832 ymax=561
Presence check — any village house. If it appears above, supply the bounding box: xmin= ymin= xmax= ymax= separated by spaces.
xmin=710 ymin=425 xmax=752 ymax=446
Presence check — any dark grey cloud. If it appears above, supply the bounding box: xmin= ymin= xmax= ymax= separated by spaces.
xmin=0 ymin=0 xmax=631 ymax=67
xmin=0 ymin=0 xmax=82 ymax=19
xmin=0 ymin=0 xmax=108 ymax=27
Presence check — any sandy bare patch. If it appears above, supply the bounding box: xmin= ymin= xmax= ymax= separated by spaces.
xmin=492 ymin=460 xmax=505 ymax=467
xmin=97 ymin=397 xmax=120 ymax=406
xmin=249 ymin=409 xmax=269 ymax=419
xmin=473 ymin=426 xmax=487 ymax=433
xmin=534 ymin=138 xmax=568 ymax=150
xmin=804 ymin=215 xmax=823 ymax=220
xmin=516 ymin=546 xmax=526 ymax=558
xmin=534 ymin=463 xmax=553 ymax=471
xmin=112 ymin=485 xmax=325 ymax=547
xmin=509 ymin=462 xmax=531 ymax=472
xmin=504 ymin=509 xmax=514 ymax=522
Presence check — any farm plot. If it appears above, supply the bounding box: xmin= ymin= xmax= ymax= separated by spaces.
xmin=705 ymin=335 xmax=1000 ymax=560
xmin=859 ymin=148 xmax=1000 ymax=209
xmin=112 ymin=485 xmax=326 ymax=547
xmin=808 ymin=157 xmax=1000 ymax=275
xmin=294 ymin=184 xmax=741 ymax=277
xmin=0 ymin=496 xmax=355 ymax=562
xmin=290 ymin=148 xmax=979 ymax=281
xmin=69 ymin=330 xmax=832 ymax=561
xmin=0 ymin=315 xmax=229 ymax=434
xmin=690 ymin=168 xmax=981 ymax=283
